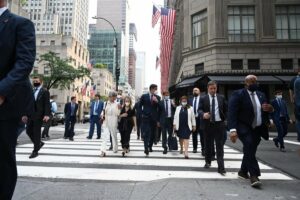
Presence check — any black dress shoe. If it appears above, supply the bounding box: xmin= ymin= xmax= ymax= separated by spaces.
xmin=144 ymin=150 xmax=149 ymax=156
xmin=149 ymin=148 xmax=153 ymax=152
xmin=109 ymin=146 xmax=113 ymax=151
xmin=96 ymin=136 xmax=100 ymax=139
xmin=64 ymin=137 xmax=68 ymax=139
xmin=250 ymin=176 xmax=262 ymax=188
xmin=163 ymin=149 xmax=167 ymax=154
xmin=280 ymin=147 xmax=286 ymax=152
xmin=37 ymin=142 xmax=45 ymax=152
xmin=204 ymin=163 xmax=211 ymax=169
xmin=69 ymin=138 xmax=74 ymax=141
xmin=86 ymin=136 xmax=92 ymax=139
xmin=29 ymin=151 xmax=39 ymax=159
xmin=193 ymin=149 xmax=197 ymax=153
xmin=238 ymin=171 xmax=250 ymax=179
xmin=273 ymin=138 xmax=279 ymax=148
xmin=218 ymin=169 xmax=226 ymax=175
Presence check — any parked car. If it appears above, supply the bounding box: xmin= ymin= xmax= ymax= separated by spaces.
xmin=82 ymin=114 xmax=90 ymax=123
xmin=53 ymin=112 xmax=65 ymax=125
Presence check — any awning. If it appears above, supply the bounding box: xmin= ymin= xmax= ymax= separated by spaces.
xmin=176 ymin=76 xmax=202 ymax=88
xmin=274 ymin=75 xmax=294 ymax=84
xmin=207 ymin=76 xmax=244 ymax=84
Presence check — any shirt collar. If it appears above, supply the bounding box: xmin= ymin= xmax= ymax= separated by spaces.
xmin=247 ymin=90 xmax=256 ymax=95
xmin=0 ymin=7 xmax=8 ymax=17
xmin=208 ymin=93 xmax=216 ymax=98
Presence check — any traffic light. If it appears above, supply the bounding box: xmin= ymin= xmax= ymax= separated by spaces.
xmin=116 ymin=67 xmax=120 ymax=79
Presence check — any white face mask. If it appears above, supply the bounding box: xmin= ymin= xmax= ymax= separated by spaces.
xmin=154 ymin=91 xmax=158 ymax=95
xmin=125 ymin=102 xmax=130 ymax=106
xmin=164 ymin=96 xmax=170 ymax=100
xmin=181 ymin=102 xmax=187 ymax=106
xmin=276 ymin=95 xmax=282 ymax=99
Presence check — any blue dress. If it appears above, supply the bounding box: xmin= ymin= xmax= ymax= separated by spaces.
xmin=177 ymin=107 xmax=191 ymax=139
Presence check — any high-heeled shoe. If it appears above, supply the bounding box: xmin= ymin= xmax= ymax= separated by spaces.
xmin=100 ymin=152 xmax=106 ymax=157
xmin=122 ymin=152 xmax=125 ymax=157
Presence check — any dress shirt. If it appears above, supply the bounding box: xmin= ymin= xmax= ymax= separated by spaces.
xmin=247 ymin=90 xmax=262 ymax=127
xmin=0 ymin=7 xmax=8 ymax=17
xmin=193 ymin=96 xmax=200 ymax=117
xmin=93 ymin=100 xmax=99 ymax=115
xmin=208 ymin=94 xmax=221 ymax=122
xmin=33 ymin=85 xmax=42 ymax=101
xmin=165 ymin=99 xmax=172 ymax=118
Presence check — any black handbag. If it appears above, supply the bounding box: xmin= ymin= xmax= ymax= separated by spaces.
xmin=168 ymin=132 xmax=178 ymax=151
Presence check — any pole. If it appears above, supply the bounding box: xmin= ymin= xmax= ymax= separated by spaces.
xmin=92 ymin=16 xmax=119 ymax=91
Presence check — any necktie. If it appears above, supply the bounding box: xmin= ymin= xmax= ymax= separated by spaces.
xmin=211 ymin=96 xmax=216 ymax=122
xmin=279 ymin=99 xmax=285 ymax=116
xmin=94 ymin=102 xmax=98 ymax=114
xmin=193 ymin=97 xmax=197 ymax=115
xmin=165 ymin=100 xmax=169 ymax=117
xmin=250 ymin=92 xmax=258 ymax=128
xmin=151 ymin=95 xmax=154 ymax=104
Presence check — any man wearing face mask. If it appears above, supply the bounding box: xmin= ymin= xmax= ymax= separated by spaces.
xmin=270 ymin=90 xmax=292 ymax=152
xmin=189 ymin=87 xmax=205 ymax=155
xmin=26 ymin=76 xmax=51 ymax=159
xmin=158 ymin=91 xmax=176 ymax=154
xmin=228 ymin=75 xmax=274 ymax=188
xmin=139 ymin=84 xmax=161 ymax=156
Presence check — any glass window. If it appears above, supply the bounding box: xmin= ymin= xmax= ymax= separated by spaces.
xmin=192 ymin=10 xmax=208 ymax=49
xmin=276 ymin=6 xmax=300 ymax=40
xmin=195 ymin=63 xmax=204 ymax=74
xmin=231 ymin=59 xmax=243 ymax=70
xmin=281 ymin=59 xmax=293 ymax=70
xmin=248 ymin=59 xmax=260 ymax=70
xmin=228 ymin=6 xmax=255 ymax=42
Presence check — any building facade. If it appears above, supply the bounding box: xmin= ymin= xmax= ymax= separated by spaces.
xmin=135 ymin=52 xmax=146 ymax=97
xmin=128 ymin=23 xmax=137 ymax=89
xmin=90 ymin=68 xmax=115 ymax=97
xmin=168 ymin=0 xmax=300 ymax=123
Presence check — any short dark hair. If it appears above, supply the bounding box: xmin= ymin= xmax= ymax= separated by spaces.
xmin=162 ymin=91 xmax=169 ymax=95
xmin=149 ymin=84 xmax=158 ymax=91
xmin=180 ymin=96 xmax=188 ymax=102
xmin=275 ymin=90 xmax=282 ymax=94
xmin=50 ymin=95 xmax=55 ymax=99
xmin=207 ymin=80 xmax=217 ymax=87
xmin=95 ymin=94 xmax=100 ymax=98
xmin=33 ymin=75 xmax=43 ymax=81
xmin=71 ymin=96 xmax=76 ymax=101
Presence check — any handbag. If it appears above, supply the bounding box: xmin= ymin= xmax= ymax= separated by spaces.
xmin=168 ymin=131 xmax=178 ymax=151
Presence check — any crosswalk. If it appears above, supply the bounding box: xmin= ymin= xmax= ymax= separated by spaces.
xmin=16 ymin=127 xmax=293 ymax=182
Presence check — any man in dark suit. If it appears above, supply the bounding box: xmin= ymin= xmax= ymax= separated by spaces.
xmin=0 ymin=2 xmax=36 ymax=199
xmin=199 ymin=81 xmax=227 ymax=175
xmin=26 ymin=76 xmax=51 ymax=159
xmin=228 ymin=75 xmax=274 ymax=188
xmin=133 ymin=98 xmax=142 ymax=140
xmin=189 ymin=87 xmax=205 ymax=155
xmin=159 ymin=91 xmax=176 ymax=154
xmin=270 ymin=90 xmax=292 ymax=152
xmin=87 ymin=94 xmax=104 ymax=139
xmin=139 ymin=84 xmax=161 ymax=156
xmin=64 ymin=96 xmax=79 ymax=141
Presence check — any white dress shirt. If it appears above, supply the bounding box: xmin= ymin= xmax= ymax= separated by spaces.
xmin=247 ymin=90 xmax=262 ymax=127
xmin=0 ymin=7 xmax=8 ymax=17
xmin=208 ymin=94 xmax=221 ymax=122
xmin=164 ymin=99 xmax=172 ymax=118
xmin=192 ymin=96 xmax=200 ymax=117
xmin=93 ymin=100 xmax=100 ymax=116
xmin=34 ymin=85 xmax=42 ymax=101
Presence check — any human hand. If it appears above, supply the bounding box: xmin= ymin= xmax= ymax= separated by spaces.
xmin=21 ymin=116 xmax=28 ymax=124
xmin=121 ymin=113 xmax=128 ymax=117
xmin=262 ymin=103 xmax=273 ymax=112
xmin=192 ymin=126 xmax=196 ymax=132
xmin=203 ymin=112 xmax=211 ymax=120
xmin=157 ymin=122 xmax=160 ymax=127
xmin=43 ymin=116 xmax=50 ymax=122
xmin=0 ymin=96 xmax=5 ymax=105
xmin=229 ymin=131 xmax=238 ymax=143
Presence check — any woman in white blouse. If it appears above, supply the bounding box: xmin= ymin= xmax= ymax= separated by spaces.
xmin=173 ymin=96 xmax=196 ymax=159
xmin=100 ymin=91 xmax=120 ymax=157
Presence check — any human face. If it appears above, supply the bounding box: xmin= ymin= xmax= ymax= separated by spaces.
xmin=150 ymin=87 xmax=158 ymax=95
xmin=207 ymin=84 xmax=217 ymax=96
xmin=72 ymin=98 xmax=76 ymax=103
xmin=32 ymin=78 xmax=42 ymax=87
xmin=193 ymin=88 xmax=200 ymax=96
xmin=95 ymin=96 xmax=100 ymax=101
xmin=109 ymin=96 xmax=116 ymax=102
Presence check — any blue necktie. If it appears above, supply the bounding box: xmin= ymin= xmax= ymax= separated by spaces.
xmin=193 ymin=97 xmax=197 ymax=115
xmin=211 ymin=96 xmax=216 ymax=122
xmin=165 ymin=100 xmax=169 ymax=117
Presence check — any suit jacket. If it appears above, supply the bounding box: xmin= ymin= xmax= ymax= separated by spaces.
xmin=158 ymin=99 xmax=176 ymax=125
xmin=139 ymin=93 xmax=161 ymax=122
xmin=173 ymin=106 xmax=196 ymax=131
xmin=32 ymin=87 xmax=51 ymax=120
xmin=270 ymin=98 xmax=290 ymax=123
xmin=133 ymin=101 xmax=142 ymax=119
xmin=0 ymin=10 xmax=36 ymax=120
xmin=199 ymin=94 xmax=227 ymax=126
xmin=64 ymin=102 xmax=79 ymax=120
xmin=228 ymin=88 xmax=270 ymax=140
xmin=90 ymin=100 xmax=104 ymax=117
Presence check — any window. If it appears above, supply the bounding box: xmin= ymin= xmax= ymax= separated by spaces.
xmin=192 ymin=10 xmax=208 ymax=49
xmin=281 ymin=59 xmax=293 ymax=70
xmin=195 ymin=63 xmax=204 ymax=74
xmin=50 ymin=40 xmax=55 ymax=46
xmin=228 ymin=6 xmax=255 ymax=42
xmin=248 ymin=59 xmax=260 ymax=70
xmin=276 ymin=6 xmax=300 ymax=40
xmin=231 ymin=59 xmax=243 ymax=70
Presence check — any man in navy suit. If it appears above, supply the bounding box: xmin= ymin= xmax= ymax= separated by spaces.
xmin=87 ymin=94 xmax=104 ymax=139
xmin=228 ymin=75 xmax=274 ymax=188
xmin=64 ymin=96 xmax=79 ymax=141
xmin=139 ymin=84 xmax=161 ymax=156
xmin=270 ymin=90 xmax=292 ymax=152
xmin=133 ymin=99 xmax=142 ymax=140
xmin=0 ymin=2 xmax=36 ymax=199
xmin=158 ymin=91 xmax=175 ymax=154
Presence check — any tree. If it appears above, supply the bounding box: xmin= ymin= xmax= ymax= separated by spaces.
xmin=35 ymin=51 xmax=91 ymax=90
xmin=93 ymin=63 xmax=108 ymax=69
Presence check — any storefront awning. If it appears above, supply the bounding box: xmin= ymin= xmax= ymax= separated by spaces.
xmin=208 ymin=75 xmax=289 ymax=84
xmin=176 ymin=76 xmax=202 ymax=88
xmin=274 ymin=75 xmax=294 ymax=84
xmin=207 ymin=76 xmax=244 ymax=84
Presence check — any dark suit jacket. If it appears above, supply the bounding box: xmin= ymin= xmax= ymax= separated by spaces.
xmin=228 ymin=88 xmax=270 ymax=140
xmin=133 ymin=101 xmax=142 ymax=120
xmin=89 ymin=100 xmax=104 ymax=117
xmin=139 ymin=93 xmax=161 ymax=122
xmin=32 ymin=87 xmax=51 ymax=120
xmin=158 ymin=99 xmax=176 ymax=125
xmin=199 ymin=94 xmax=227 ymax=126
xmin=270 ymin=98 xmax=290 ymax=123
xmin=0 ymin=10 xmax=36 ymax=120
xmin=64 ymin=102 xmax=79 ymax=120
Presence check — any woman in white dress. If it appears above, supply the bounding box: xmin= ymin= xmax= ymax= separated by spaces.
xmin=100 ymin=91 xmax=120 ymax=157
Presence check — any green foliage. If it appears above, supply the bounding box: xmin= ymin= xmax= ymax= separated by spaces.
xmin=35 ymin=51 xmax=91 ymax=90
xmin=20 ymin=0 xmax=28 ymax=6
xmin=94 ymin=63 xmax=107 ymax=69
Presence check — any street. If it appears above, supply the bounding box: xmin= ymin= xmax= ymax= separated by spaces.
xmin=13 ymin=124 xmax=300 ymax=200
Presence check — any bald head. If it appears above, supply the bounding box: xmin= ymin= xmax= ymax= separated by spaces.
xmin=245 ymin=75 xmax=259 ymax=92
xmin=245 ymin=75 xmax=257 ymax=84
xmin=193 ymin=87 xmax=200 ymax=97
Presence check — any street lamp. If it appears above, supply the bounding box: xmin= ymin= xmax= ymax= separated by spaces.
xmin=92 ymin=16 xmax=119 ymax=91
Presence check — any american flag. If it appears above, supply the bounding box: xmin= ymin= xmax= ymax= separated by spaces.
xmin=152 ymin=5 xmax=161 ymax=28
xmin=81 ymin=81 xmax=89 ymax=96
xmin=90 ymin=85 xmax=96 ymax=98
xmin=87 ymin=59 xmax=95 ymax=71
xmin=159 ymin=8 xmax=176 ymax=91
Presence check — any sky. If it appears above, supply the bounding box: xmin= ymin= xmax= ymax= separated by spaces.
xmin=88 ymin=0 xmax=164 ymax=91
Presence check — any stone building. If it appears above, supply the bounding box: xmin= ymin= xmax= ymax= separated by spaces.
xmin=90 ymin=68 xmax=115 ymax=98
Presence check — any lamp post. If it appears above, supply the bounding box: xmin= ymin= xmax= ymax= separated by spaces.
xmin=92 ymin=16 xmax=119 ymax=91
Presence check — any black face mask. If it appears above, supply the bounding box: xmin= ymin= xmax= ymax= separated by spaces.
xmin=33 ymin=82 xmax=41 ymax=87
xmin=248 ymin=84 xmax=258 ymax=92
xmin=193 ymin=93 xmax=198 ymax=97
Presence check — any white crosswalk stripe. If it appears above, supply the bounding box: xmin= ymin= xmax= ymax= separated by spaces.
xmin=16 ymin=132 xmax=293 ymax=181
